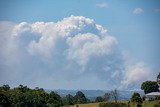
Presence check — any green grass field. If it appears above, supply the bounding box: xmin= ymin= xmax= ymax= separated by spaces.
xmin=67 ymin=100 xmax=160 ymax=107
xmin=66 ymin=103 xmax=99 ymax=107
xmin=68 ymin=103 xmax=99 ymax=107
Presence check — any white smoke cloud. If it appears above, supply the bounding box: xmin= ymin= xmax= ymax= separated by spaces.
xmin=96 ymin=2 xmax=109 ymax=8
xmin=67 ymin=33 xmax=117 ymax=66
xmin=121 ymin=62 xmax=151 ymax=89
xmin=0 ymin=16 xmax=151 ymax=90
xmin=133 ymin=8 xmax=144 ymax=14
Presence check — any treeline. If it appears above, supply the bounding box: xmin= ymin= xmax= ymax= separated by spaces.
xmin=0 ymin=84 xmax=89 ymax=107
xmin=95 ymin=89 xmax=118 ymax=103
xmin=1 ymin=80 xmax=160 ymax=107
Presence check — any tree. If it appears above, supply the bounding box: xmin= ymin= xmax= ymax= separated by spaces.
xmin=47 ymin=91 xmax=62 ymax=107
xmin=141 ymin=81 xmax=159 ymax=94
xmin=103 ymin=92 xmax=111 ymax=101
xmin=74 ymin=91 xmax=87 ymax=104
xmin=14 ymin=84 xmax=30 ymax=93
xmin=0 ymin=84 xmax=10 ymax=91
xmin=65 ymin=94 xmax=74 ymax=105
xmin=95 ymin=96 xmax=104 ymax=102
xmin=131 ymin=92 xmax=142 ymax=103
xmin=110 ymin=89 xmax=119 ymax=107
xmin=16 ymin=87 xmax=48 ymax=107
xmin=0 ymin=93 xmax=11 ymax=107
xmin=110 ymin=89 xmax=118 ymax=103
xmin=0 ymin=84 xmax=67 ymax=107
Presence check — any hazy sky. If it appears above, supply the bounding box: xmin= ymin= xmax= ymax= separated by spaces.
xmin=0 ymin=0 xmax=160 ymax=90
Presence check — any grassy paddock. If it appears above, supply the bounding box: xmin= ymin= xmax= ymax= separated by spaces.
xmin=68 ymin=103 xmax=99 ymax=107
xmin=67 ymin=100 xmax=160 ymax=107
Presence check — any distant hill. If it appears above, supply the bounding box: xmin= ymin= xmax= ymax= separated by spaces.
xmin=45 ymin=89 xmax=144 ymax=101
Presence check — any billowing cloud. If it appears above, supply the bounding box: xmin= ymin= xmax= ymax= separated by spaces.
xmin=96 ymin=2 xmax=109 ymax=8
xmin=0 ymin=16 xmax=151 ymax=90
xmin=133 ymin=8 xmax=144 ymax=14
xmin=121 ymin=62 xmax=151 ymax=89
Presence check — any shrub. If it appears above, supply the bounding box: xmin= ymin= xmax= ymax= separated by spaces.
xmin=131 ymin=92 xmax=142 ymax=103
xmin=95 ymin=96 xmax=104 ymax=102
xmin=137 ymin=103 xmax=142 ymax=107
xmin=154 ymin=102 xmax=160 ymax=107
xmin=156 ymin=96 xmax=160 ymax=100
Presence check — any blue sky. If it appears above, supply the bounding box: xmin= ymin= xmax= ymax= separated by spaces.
xmin=0 ymin=0 xmax=160 ymax=90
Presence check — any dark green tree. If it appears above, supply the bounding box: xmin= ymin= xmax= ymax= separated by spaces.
xmin=23 ymin=90 xmax=47 ymax=107
xmin=9 ymin=90 xmax=26 ymax=107
xmin=141 ymin=81 xmax=159 ymax=94
xmin=110 ymin=89 xmax=118 ymax=104
xmin=0 ymin=85 xmax=67 ymax=107
xmin=131 ymin=92 xmax=142 ymax=103
xmin=14 ymin=84 xmax=30 ymax=93
xmin=65 ymin=94 xmax=74 ymax=105
xmin=103 ymin=92 xmax=111 ymax=101
xmin=47 ymin=91 xmax=62 ymax=107
xmin=95 ymin=96 xmax=104 ymax=102
xmin=74 ymin=91 xmax=87 ymax=104
xmin=0 ymin=84 xmax=10 ymax=91
xmin=0 ymin=93 xmax=11 ymax=107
